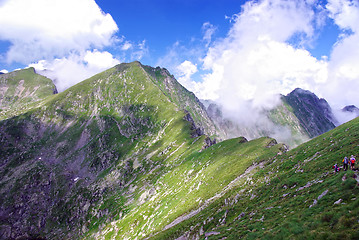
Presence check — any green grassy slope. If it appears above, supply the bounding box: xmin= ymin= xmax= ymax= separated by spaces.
xmin=269 ymin=98 xmax=310 ymax=147
xmin=142 ymin=65 xmax=220 ymax=138
xmin=0 ymin=67 xmax=57 ymax=120
xmin=153 ymin=117 xmax=359 ymax=239
xmin=0 ymin=62 xmax=218 ymax=239
xmin=85 ymin=137 xmax=286 ymax=239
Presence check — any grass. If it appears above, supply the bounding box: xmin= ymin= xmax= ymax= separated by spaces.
xmin=0 ymin=67 xmax=56 ymax=120
xmin=150 ymin=117 xmax=359 ymax=240
xmin=2 ymin=62 xmax=359 ymax=240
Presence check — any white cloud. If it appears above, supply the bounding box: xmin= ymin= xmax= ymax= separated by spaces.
xmin=200 ymin=0 xmax=324 ymax=107
xmin=326 ymin=0 xmax=359 ymax=31
xmin=320 ymin=0 xmax=359 ymax=112
xmin=177 ymin=0 xmax=333 ymax=142
xmin=121 ymin=41 xmax=133 ymax=51
xmin=29 ymin=50 xmax=120 ymax=92
xmin=131 ymin=40 xmax=149 ymax=60
xmin=84 ymin=50 xmax=120 ymax=70
xmin=193 ymin=0 xmax=359 ymax=128
xmin=176 ymin=60 xmax=198 ymax=90
xmin=202 ymin=22 xmax=217 ymax=47
xmin=0 ymin=69 xmax=8 ymax=74
xmin=0 ymin=0 xmax=118 ymax=64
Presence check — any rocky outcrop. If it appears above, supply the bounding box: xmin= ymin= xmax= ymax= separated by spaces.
xmin=284 ymin=88 xmax=337 ymax=138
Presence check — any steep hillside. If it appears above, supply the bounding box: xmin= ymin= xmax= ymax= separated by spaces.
xmin=142 ymin=65 xmax=220 ymax=139
xmin=0 ymin=62 xmax=218 ymax=239
xmin=0 ymin=67 xmax=57 ymax=120
xmin=83 ymin=136 xmax=286 ymax=239
xmin=153 ymin=116 xmax=359 ymax=239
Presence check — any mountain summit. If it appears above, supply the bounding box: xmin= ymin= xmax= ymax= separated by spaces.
xmin=283 ymin=88 xmax=337 ymax=138
xmin=0 ymin=61 xmax=220 ymax=239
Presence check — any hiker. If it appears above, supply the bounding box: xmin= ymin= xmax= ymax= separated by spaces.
xmin=333 ymin=163 xmax=340 ymax=172
xmin=350 ymin=155 xmax=356 ymax=170
xmin=343 ymin=156 xmax=349 ymax=171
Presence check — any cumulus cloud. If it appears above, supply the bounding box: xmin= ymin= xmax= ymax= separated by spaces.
xmin=29 ymin=50 xmax=120 ymax=91
xmin=84 ymin=50 xmax=120 ymax=70
xmin=199 ymin=0 xmax=323 ymax=107
xmin=0 ymin=0 xmax=121 ymax=91
xmin=0 ymin=0 xmax=118 ymax=64
xmin=322 ymin=0 xmax=359 ymax=112
xmin=326 ymin=0 xmax=359 ymax=31
xmin=185 ymin=0 xmax=359 ymax=129
xmin=176 ymin=60 xmax=200 ymax=90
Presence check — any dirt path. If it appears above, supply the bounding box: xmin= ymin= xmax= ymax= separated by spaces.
xmin=161 ymin=162 xmax=264 ymax=232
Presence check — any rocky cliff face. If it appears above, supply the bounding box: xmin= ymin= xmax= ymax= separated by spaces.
xmin=283 ymin=88 xmax=337 ymax=138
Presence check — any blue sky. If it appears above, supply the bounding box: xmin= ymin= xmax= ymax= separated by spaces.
xmin=98 ymin=0 xmax=245 ymax=63
xmin=0 ymin=0 xmax=359 ymax=122
xmin=98 ymin=0 xmax=339 ymax=62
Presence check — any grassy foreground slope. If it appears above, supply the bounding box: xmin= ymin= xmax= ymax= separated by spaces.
xmin=86 ymin=137 xmax=287 ymax=239
xmin=154 ymin=117 xmax=359 ymax=240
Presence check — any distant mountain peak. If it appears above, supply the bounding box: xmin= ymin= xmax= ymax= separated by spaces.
xmin=342 ymin=105 xmax=359 ymax=113
xmin=284 ymin=88 xmax=337 ymax=137
xmin=342 ymin=105 xmax=359 ymax=118
xmin=290 ymin=88 xmax=313 ymax=95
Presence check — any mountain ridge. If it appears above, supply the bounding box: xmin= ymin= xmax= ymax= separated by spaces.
xmin=0 ymin=67 xmax=57 ymax=121
xmin=0 ymin=62 xmax=358 ymax=239
xmin=283 ymin=88 xmax=337 ymax=138
xmin=0 ymin=61 xmax=218 ymax=239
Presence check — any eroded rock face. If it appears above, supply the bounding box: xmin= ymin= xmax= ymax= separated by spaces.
xmin=183 ymin=110 xmax=204 ymax=138
xmin=284 ymin=88 xmax=337 ymax=138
